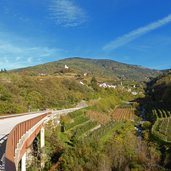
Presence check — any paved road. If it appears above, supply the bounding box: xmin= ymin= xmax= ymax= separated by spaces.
xmin=0 ymin=112 xmax=49 ymax=141
xmin=0 ymin=107 xmax=84 ymax=170
xmin=0 ymin=107 xmax=82 ymax=141
xmin=0 ymin=111 xmax=50 ymax=171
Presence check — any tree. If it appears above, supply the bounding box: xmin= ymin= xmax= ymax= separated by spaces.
xmin=4 ymin=68 xmax=7 ymax=73
xmin=0 ymin=68 xmax=7 ymax=73
xmin=91 ymin=76 xmax=98 ymax=91
xmin=26 ymin=91 xmax=43 ymax=110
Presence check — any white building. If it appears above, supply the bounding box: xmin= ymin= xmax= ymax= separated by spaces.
xmin=65 ymin=65 xmax=69 ymax=69
xmin=80 ymin=81 xmax=84 ymax=85
xmin=132 ymin=91 xmax=138 ymax=95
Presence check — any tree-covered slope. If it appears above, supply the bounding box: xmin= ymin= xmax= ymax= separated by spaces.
xmin=147 ymin=70 xmax=171 ymax=107
xmin=0 ymin=73 xmax=93 ymax=114
xmin=14 ymin=57 xmax=161 ymax=82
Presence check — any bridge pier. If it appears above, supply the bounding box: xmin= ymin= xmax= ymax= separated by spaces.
xmin=40 ymin=126 xmax=45 ymax=168
xmin=40 ymin=127 xmax=45 ymax=148
xmin=21 ymin=152 xmax=26 ymax=171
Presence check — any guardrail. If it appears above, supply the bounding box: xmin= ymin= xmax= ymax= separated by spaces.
xmin=0 ymin=136 xmax=8 ymax=145
xmin=5 ymin=112 xmax=50 ymax=171
xmin=0 ymin=111 xmax=49 ymax=120
xmin=3 ymin=106 xmax=87 ymax=171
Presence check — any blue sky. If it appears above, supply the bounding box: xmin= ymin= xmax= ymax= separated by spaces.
xmin=0 ymin=0 xmax=171 ymax=70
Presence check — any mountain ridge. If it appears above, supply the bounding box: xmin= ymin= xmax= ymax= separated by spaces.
xmin=13 ymin=57 xmax=161 ymax=82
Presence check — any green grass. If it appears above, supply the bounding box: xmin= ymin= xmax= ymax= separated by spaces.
xmin=58 ymin=132 xmax=69 ymax=142
xmin=100 ymin=122 xmax=125 ymax=143
xmin=67 ymin=120 xmax=90 ymax=132
xmin=65 ymin=115 xmax=89 ymax=130
xmin=68 ymin=109 xmax=87 ymax=119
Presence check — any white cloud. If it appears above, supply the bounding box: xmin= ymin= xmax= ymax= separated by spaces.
xmin=0 ymin=41 xmax=63 ymax=69
xmin=103 ymin=13 xmax=171 ymax=51
xmin=49 ymin=0 xmax=87 ymax=27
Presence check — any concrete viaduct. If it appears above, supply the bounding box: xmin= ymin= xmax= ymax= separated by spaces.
xmin=0 ymin=107 xmax=82 ymax=171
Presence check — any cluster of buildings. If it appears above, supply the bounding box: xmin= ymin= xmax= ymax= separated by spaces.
xmin=99 ymin=83 xmax=117 ymax=89
xmin=98 ymin=82 xmax=139 ymax=96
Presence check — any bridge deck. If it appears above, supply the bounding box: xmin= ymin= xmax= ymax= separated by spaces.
xmin=0 ymin=112 xmax=48 ymax=140
xmin=0 ymin=111 xmax=50 ymax=171
xmin=0 ymin=106 xmax=85 ymax=171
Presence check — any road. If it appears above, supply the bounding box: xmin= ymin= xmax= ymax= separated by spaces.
xmin=0 ymin=107 xmax=84 ymax=141
xmin=0 ymin=107 xmax=85 ymax=170
xmin=0 ymin=111 xmax=49 ymax=170
xmin=0 ymin=112 xmax=49 ymax=141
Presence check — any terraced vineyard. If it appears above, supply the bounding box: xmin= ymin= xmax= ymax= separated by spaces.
xmin=61 ymin=109 xmax=99 ymax=141
xmin=69 ymin=121 xmax=98 ymax=138
xmin=152 ymin=108 xmax=171 ymax=119
xmin=112 ymin=108 xmax=135 ymax=121
xmin=65 ymin=115 xmax=89 ymax=130
xmin=152 ymin=109 xmax=171 ymax=143
xmin=60 ymin=108 xmax=135 ymax=146
xmin=152 ymin=117 xmax=171 ymax=143
xmin=84 ymin=121 xmax=125 ymax=143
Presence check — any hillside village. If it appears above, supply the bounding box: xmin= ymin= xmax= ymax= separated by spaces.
xmin=62 ymin=64 xmax=141 ymax=96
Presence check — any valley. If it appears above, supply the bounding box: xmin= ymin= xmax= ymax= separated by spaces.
xmin=0 ymin=58 xmax=171 ymax=171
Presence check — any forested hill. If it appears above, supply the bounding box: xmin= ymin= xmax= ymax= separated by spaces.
xmin=147 ymin=70 xmax=171 ymax=107
xmin=14 ymin=57 xmax=161 ymax=82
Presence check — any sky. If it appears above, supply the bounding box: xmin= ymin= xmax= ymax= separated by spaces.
xmin=0 ymin=0 xmax=171 ymax=70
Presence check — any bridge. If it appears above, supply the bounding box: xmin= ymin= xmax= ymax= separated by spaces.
xmin=0 ymin=107 xmax=83 ymax=171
